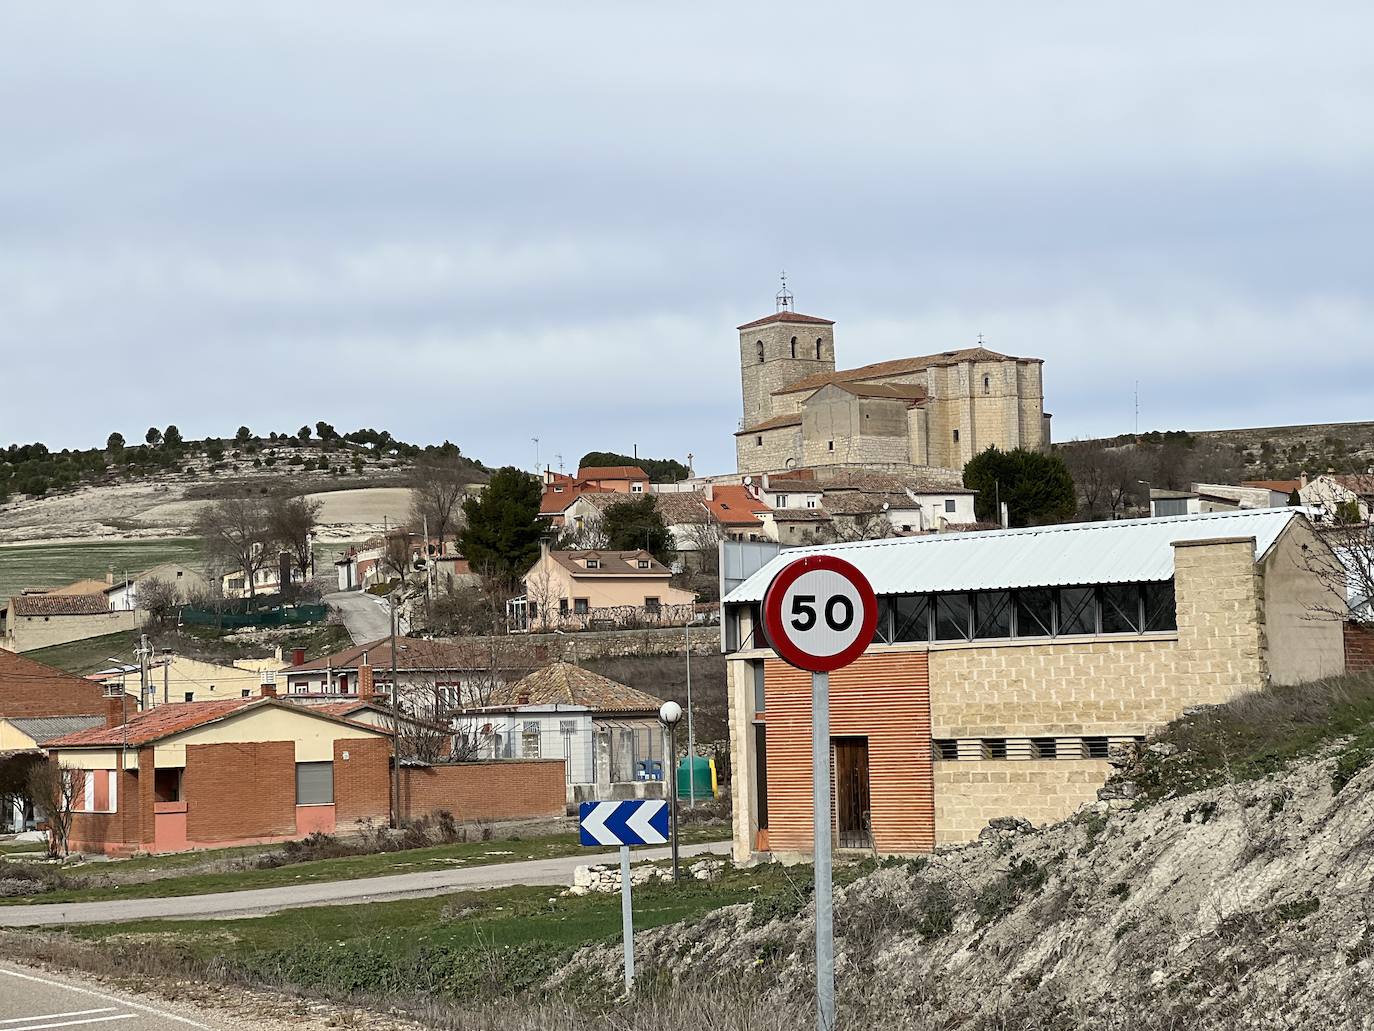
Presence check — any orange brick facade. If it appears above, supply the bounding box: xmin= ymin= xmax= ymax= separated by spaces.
xmin=397 ymin=760 xmax=567 ymax=824
xmin=761 ymin=653 xmax=933 ymax=854
xmin=1346 ymin=622 xmax=1374 ymax=674
xmin=335 ymin=737 xmax=393 ymax=826
xmin=184 ymin=741 xmax=298 ymax=843
xmin=0 ymin=650 xmax=106 ymax=718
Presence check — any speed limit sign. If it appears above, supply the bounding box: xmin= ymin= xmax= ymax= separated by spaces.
xmin=762 ymin=554 xmax=878 ymax=673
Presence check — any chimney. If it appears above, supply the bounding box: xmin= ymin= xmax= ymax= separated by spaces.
xmin=1300 ymin=472 xmax=1309 ymax=489
xmin=357 ymin=663 xmax=375 ymax=700
xmin=704 ymin=483 xmax=714 ymax=502
xmin=540 ymin=539 xmax=551 ymax=561
xmin=274 ymin=645 xmax=283 ymax=662
xmin=259 ymin=671 xmax=278 ymax=698
xmin=104 ymin=692 xmax=129 ymax=728
xmin=291 ymin=647 xmax=305 ymax=666
xmin=105 ymin=566 xmax=115 ymax=587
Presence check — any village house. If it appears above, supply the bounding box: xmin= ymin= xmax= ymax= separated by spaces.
xmin=104 ymin=562 xmax=209 ymax=612
xmin=721 ymin=508 xmax=1348 ymax=861
xmin=456 ymin=661 xmax=669 ymax=804
xmin=0 ymin=714 xmax=105 ymax=833
xmin=514 ymin=544 xmax=696 ymax=632
xmin=0 ymin=592 xmax=141 ymax=653
xmin=0 ymin=649 xmax=114 ymax=719
xmin=1301 ymin=473 xmax=1374 ymax=522
xmin=88 ymin=652 xmax=291 ymax=707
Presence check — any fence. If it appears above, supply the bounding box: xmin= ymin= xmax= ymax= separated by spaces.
xmin=179 ymin=604 xmax=328 ymax=629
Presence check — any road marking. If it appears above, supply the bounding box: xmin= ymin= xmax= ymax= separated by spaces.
xmin=0 ymin=968 xmax=213 ymax=1029
xmin=5 ymin=1016 xmax=135 ymax=1031
xmin=1 ymin=1015 xmax=116 ymax=1026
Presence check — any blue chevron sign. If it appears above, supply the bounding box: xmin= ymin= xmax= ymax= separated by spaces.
xmin=579 ymin=800 xmax=670 ymax=846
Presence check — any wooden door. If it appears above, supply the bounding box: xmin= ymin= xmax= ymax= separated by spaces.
xmin=833 ymin=737 xmax=871 ymax=849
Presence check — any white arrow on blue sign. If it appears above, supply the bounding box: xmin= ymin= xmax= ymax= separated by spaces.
xmin=579 ymin=800 xmax=670 ymax=847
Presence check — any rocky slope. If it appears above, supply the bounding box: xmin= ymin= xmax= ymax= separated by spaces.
xmin=556 ymin=742 xmax=1374 ymax=1030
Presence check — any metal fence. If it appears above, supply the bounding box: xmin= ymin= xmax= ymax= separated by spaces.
xmin=179 ymin=604 xmax=328 ymax=628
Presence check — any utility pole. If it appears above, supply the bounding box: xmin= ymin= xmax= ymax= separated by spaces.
xmin=685 ymin=617 xmax=695 ymax=808
xmin=162 ymin=649 xmax=169 ymax=705
xmin=137 ymin=634 xmax=150 ymax=709
xmin=389 ymin=594 xmax=401 ymax=828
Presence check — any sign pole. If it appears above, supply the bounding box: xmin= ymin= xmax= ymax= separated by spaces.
xmin=619 ymin=844 xmax=635 ymax=991
xmin=813 ymin=669 xmax=835 ymax=1031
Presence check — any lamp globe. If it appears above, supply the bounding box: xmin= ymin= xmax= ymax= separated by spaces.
xmin=659 ymin=701 xmax=683 ymax=726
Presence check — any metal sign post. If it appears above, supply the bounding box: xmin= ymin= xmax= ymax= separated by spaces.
xmin=579 ymin=799 xmax=671 ymax=993
xmin=762 ymin=554 xmax=877 ymax=1031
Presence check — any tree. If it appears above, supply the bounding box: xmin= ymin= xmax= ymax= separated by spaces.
xmin=315 ymin=421 xmax=338 ymax=440
xmin=410 ymin=451 xmax=472 ymax=553
xmin=457 ymin=467 xmax=544 ymax=583
xmin=106 ymin=432 xmax=125 ymax=453
xmin=1060 ymin=440 xmax=1150 ymax=520
xmin=1288 ymin=489 xmax=1302 ymax=506
xmin=27 ymin=759 xmax=82 ymax=857
xmin=379 ymin=532 xmax=415 ymax=587
xmin=297 ymin=426 xmax=312 ymax=442
xmin=579 ymin=451 xmax=690 ymax=482
xmin=138 ymin=576 xmax=181 ymax=628
xmin=163 ymin=425 xmax=183 ymax=447
xmin=235 ymin=426 xmax=253 ymax=445
xmin=601 ymin=496 xmax=674 ymax=563
xmin=194 ymin=496 xmax=275 ymax=598
xmin=555 ymin=510 xmax=610 ymax=550
xmin=145 ymin=427 xmax=162 ymax=446
xmin=963 ymin=446 xmax=1076 ymax=527
xmin=270 ymin=495 xmax=323 ymax=587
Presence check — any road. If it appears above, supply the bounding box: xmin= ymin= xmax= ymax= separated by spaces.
xmin=0 ymin=963 xmax=214 ymax=1030
xmin=0 ymin=841 xmax=729 ymax=927
xmin=322 ymin=590 xmax=400 ymax=644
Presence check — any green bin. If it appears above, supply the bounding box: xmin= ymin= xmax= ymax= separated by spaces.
xmin=676 ymin=756 xmax=715 ymax=800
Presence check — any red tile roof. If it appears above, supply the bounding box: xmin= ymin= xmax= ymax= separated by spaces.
xmin=705 ymin=485 xmax=771 ymax=527
xmin=10 ymin=594 xmax=111 ymax=617
xmin=575 ymin=466 xmax=649 ymax=481
xmin=484 ymin=661 xmax=664 ymax=714
xmin=735 ymin=413 xmax=803 ymax=436
xmin=737 ymin=311 xmax=836 ymax=331
xmin=773 ymin=347 xmax=1034 ymax=396
xmin=540 ymin=485 xmax=613 ymax=515
xmin=1243 ymin=480 xmax=1303 ymax=494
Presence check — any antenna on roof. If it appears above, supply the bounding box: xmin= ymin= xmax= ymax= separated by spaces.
xmin=776 ymin=271 xmax=793 ymax=312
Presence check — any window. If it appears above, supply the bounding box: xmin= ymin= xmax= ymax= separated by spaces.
xmin=644 ymin=597 xmax=661 ymax=614
xmin=756 ymin=340 xmax=765 ymax=363
xmin=559 ymin=598 xmax=569 ymax=616
xmin=973 ymin=591 xmax=1012 ymax=639
xmin=522 ymin=721 xmax=541 ymax=758
xmin=295 ymin=761 xmax=334 ymax=805
xmin=790 ymin=336 xmax=797 ymax=358
xmin=933 ymin=739 xmax=959 ymax=761
xmin=78 ymin=769 xmax=119 ymax=813
xmin=1015 ymin=588 xmax=1055 ymax=637
xmin=757 ymin=436 xmax=763 ymax=446
xmin=981 ymin=738 xmax=1008 ymax=760
xmin=585 ymin=558 xmax=601 ymax=569
xmin=827 ymin=440 xmax=834 ymax=451
xmin=893 ymin=594 xmax=931 ymax=642
xmin=573 ymin=598 xmax=589 ymax=615
xmin=1058 ymin=587 xmax=1097 ymax=635
xmin=944 ymin=498 xmax=956 ymax=513
xmin=528 ymin=601 xmax=538 ymax=619
xmin=154 ymin=768 xmax=181 ymax=803
xmin=983 ymin=375 xmax=990 ymax=394
xmin=776 ymin=494 xmax=788 ymax=508
xmin=637 ymin=559 xmax=650 ymax=569
xmin=952 ymin=429 xmax=960 ymax=443
xmin=752 ymin=660 xmax=766 ymax=712
xmin=1143 ymin=580 xmax=1177 ymax=631
xmin=934 ymin=593 xmax=971 ymax=641
xmin=1031 ymin=738 xmax=1057 ymax=760
xmin=631 ymin=482 xmax=644 ymax=493
xmin=1100 ymin=583 xmax=1143 ymax=634
xmin=807 ymin=498 xmax=817 ymax=508
xmin=815 ymin=338 xmax=823 ymax=359
xmin=183 ymin=691 xmax=194 ymax=703
xmin=241 ymin=688 xmax=251 ymax=698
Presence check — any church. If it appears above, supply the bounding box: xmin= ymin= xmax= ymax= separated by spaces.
xmin=734 ymin=299 xmax=1049 ymax=476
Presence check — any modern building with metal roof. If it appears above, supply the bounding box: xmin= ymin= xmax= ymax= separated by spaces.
xmin=721 ymin=508 xmax=1351 ymax=866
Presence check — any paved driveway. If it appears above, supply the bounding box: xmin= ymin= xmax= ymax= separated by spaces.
xmin=0 ymin=841 xmax=730 ymax=927
xmin=323 ymin=590 xmax=399 ymax=644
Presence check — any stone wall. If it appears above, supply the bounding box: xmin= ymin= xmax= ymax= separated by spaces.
xmin=7 ymin=609 xmax=142 ymax=653
xmin=739 ymin=322 xmax=834 ymax=430
xmin=934 ymin=760 xmax=1111 ymax=843
xmin=736 ymin=424 xmax=802 ymax=476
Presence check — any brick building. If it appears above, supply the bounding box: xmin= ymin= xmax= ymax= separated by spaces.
xmin=0 ymin=649 xmax=111 ymax=718
xmin=721 ymin=508 xmax=1347 ymax=860
xmin=734 ymin=300 xmax=1048 ymax=477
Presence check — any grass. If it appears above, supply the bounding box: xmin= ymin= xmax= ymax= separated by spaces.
xmin=0 ymin=539 xmax=205 ymax=594
xmin=0 ymin=826 xmax=728 ymax=906
xmin=1123 ymin=671 xmax=1374 ymax=802
xmin=24 ymin=623 xmax=353 ymax=675
xmin=23 ymin=630 xmax=145 ymax=674
xmin=0 ymin=842 xmax=45 ymax=855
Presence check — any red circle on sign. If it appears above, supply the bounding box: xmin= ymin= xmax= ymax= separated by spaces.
xmin=762 ymin=554 xmax=878 ymax=673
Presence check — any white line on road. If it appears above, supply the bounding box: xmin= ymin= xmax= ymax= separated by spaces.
xmin=1 ymin=1014 xmax=116 ymax=1026
xmin=5 ymin=1015 xmax=135 ymax=1031
xmin=0 ymin=969 xmax=212 ymax=1030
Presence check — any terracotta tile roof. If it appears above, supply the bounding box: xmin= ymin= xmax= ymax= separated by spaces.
xmin=1326 ymin=474 xmax=1374 ymax=496
xmin=735 ymin=413 xmax=803 ymax=436
xmin=573 ymin=491 xmax=710 ymax=526
xmin=773 ymin=346 xmax=1034 ymax=396
xmin=829 ymin=381 xmax=929 ymax=402
xmin=737 ymin=311 xmax=836 ymax=331
xmin=1243 ymin=480 xmax=1303 ymax=494
xmin=549 ymin=550 xmax=672 ymax=577
xmin=575 ymin=466 xmax=649 ymax=481
xmin=705 ymin=485 xmax=771 ymax=527
xmin=771 ymin=508 xmax=833 ymax=522
xmin=10 ymin=594 xmax=110 ymax=617
xmin=50 ymin=579 xmax=113 ymax=597
xmin=486 ymin=661 xmax=664 ymax=713
xmin=823 ymin=491 xmax=920 ymax=515
xmin=540 ymin=485 xmax=613 ymax=515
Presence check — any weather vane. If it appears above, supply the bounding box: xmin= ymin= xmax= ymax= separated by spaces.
xmin=776 ymin=271 xmax=793 ymax=312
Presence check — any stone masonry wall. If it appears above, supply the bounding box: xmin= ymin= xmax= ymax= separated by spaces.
xmin=934 ymin=761 xmax=1111 ymax=844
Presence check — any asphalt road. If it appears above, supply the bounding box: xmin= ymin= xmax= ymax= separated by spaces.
xmin=322 ymin=590 xmax=398 ymax=644
xmin=0 ymin=841 xmax=730 ymax=927
xmin=0 ymin=963 xmax=214 ymax=1030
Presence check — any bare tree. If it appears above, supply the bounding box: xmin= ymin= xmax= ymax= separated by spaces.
xmin=1301 ymin=513 xmax=1374 ymax=628
xmin=410 ymin=452 xmax=472 ymax=553
xmin=379 ymin=532 xmax=416 ymax=588
xmin=555 ymin=511 xmax=609 ymax=550
xmin=27 ymin=759 xmax=82 ymax=857
xmin=1061 ymin=440 xmax=1149 ymax=520
xmin=137 ymin=575 xmax=181 ymax=628
xmin=270 ymin=495 xmax=323 ymax=587
xmin=195 ymin=496 xmax=275 ymax=598
xmin=523 ymin=562 xmax=564 ymax=632
xmin=681 ymin=520 xmax=725 ymax=576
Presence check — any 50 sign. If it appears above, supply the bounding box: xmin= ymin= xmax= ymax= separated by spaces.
xmin=762 ymin=554 xmax=877 ymax=673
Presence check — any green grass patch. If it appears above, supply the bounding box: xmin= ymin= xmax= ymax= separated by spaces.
xmin=1 ymin=826 xmax=728 ymax=906
xmin=0 ymin=539 xmax=204 ymax=594
xmin=23 ymin=630 xmax=145 ymax=674
xmin=0 ymin=842 xmax=46 ymax=855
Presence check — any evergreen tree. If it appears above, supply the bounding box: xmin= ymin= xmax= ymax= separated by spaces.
xmin=145 ymin=427 xmax=162 ymax=446
xmin=235 ymin=426 xmax=253 ymax=445
xmin=963 ymin=446 xmax=1076 ymax=527
xmin=457 ymin=466 xmax=544 ymax=583
xmin=106 ymin=432 xmax=125 ymax=452
xmin=601 ymin=495 xmax=673 ymax=564
xmin=163 ymin=425 xmax=183 ymax=447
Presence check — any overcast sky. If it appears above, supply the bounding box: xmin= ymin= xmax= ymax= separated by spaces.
xmin=2 ymin=2 xmax=1370 ymax=475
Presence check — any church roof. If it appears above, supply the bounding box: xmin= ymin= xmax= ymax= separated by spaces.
xmin=735 ymin=413 xmax=803 ymax=436
xmin=774 ymin=346 xmax=1037 ymax=396
xmin=737 ymin=311 xmax=835 ymax=331
xmin=827 ymin=382 xmax=929 ymax=402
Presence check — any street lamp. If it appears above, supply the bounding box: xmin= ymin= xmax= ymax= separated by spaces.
xmin=659 ymin=700 xmax=682 ymax=884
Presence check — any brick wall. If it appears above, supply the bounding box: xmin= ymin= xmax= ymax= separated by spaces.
xmin=183 ymin=741 xmax=296 ymax=842
xmin=334 ymin=736 xmax=391 ymax=826
xmin=1347 ymin=622 xmax=1374 ymax=674
xmin=68 ymin=766 xmax=143 ymax=854
xmin=397 ymin=759 xmax=566 ymax=823
xmin=0 ymin=650 xmax=106 ymax=718
xmin=761 ymin=652 xmax=933 ymax=855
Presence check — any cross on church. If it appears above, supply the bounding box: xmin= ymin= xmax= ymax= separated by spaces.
xmin=776 ymin=271 xmax=793 ymax=312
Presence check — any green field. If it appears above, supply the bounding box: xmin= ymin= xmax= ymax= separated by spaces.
xmin=0 ymin=539 xmax=204 ymax=594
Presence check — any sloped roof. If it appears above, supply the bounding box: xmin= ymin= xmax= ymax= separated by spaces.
xmin=771 ymin=508 xmax=833 ymax=522
xmin=1326 ymin=474 xmax=1374 ymax=496
xmin=736 ymin=413 xmax=803 ymax=436
xmin=737 ymin=311 xmax=835 ymax=331
xmin=549 ymin=550 xmax=672 ymax=577
xmin=49 ymin=579 xmax=112 ymax=597
xmin=1244 ymin=480 xmax=1303 ymax=494
xmin=572 ymin=491 xmax=711 ymax=526
xmin=11 ymin=594 xmax=110 ymax=616
xmin=826 ymin=382 xmax=929 ymax=402
xmin=576 ymin=466 xmax=649 ymax=481
xmin=540 ymin=484 xmax=613 ymax=515
xmin=4 ymin=715 xmax=104 ymax=745
xmin=823 ymin=492 xmax=921 ymax=515
xmin=725 ymin=508 xmax=1305 ymax=603
xmin=705 ymin=485 xmax=771 ymax=527
xmin=487 ymin=661 xmax=664 ymax=713
xmin=290 ymin=637 xmax=533 ymax=673
xmin=774 ymin=347 xmax=1034 ymax=396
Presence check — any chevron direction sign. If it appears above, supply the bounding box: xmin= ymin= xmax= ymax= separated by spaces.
xmin=579 ymin=800 xmax=670 ymax=847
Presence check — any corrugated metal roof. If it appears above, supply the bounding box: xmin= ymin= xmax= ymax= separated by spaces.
xmin=5 ymin=715 xmax=104 ymax=745
xmin=723 ymin=508 xmax=1305 ymax=603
